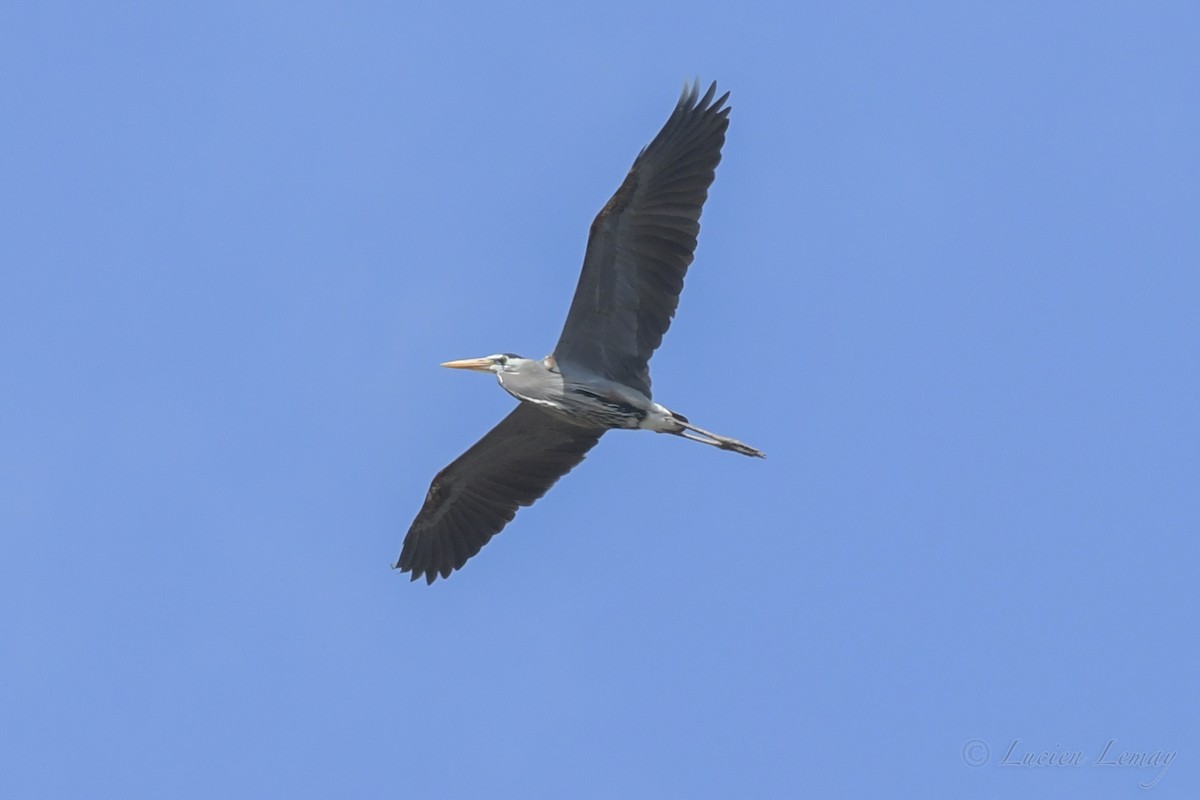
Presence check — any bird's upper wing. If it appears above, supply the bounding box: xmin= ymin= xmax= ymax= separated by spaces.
xmin=397 ymin=404 xmax=605 ymax=583
xmin=552 ymin=81 xmax=730 ymax=398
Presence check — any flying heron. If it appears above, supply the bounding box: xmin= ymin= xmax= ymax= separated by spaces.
xmin=398 ymin=80 xmax=763 ymax=583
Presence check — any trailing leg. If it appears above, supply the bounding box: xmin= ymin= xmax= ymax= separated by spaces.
xmin=674 ymin=420 xmax=765 ymax=458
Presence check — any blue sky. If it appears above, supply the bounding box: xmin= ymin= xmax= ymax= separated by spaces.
xmin=2 ymin=2 xmax=1197 ymax=797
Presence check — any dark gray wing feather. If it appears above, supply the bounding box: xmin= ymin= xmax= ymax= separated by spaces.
xmin=552 ymin=81 xmax=730 ymax=397
xmin=397 ymin=404 xmax=604 ymax=583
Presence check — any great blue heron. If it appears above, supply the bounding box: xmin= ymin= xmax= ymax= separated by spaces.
xmin=398 ymin=80 xmax=762 ymax=583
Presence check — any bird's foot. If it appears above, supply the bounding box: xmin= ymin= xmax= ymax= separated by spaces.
xmin=716 ymin=437 xmax=766 ymax=458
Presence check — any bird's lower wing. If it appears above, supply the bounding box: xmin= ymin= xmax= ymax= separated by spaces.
xmin=397 ymin=404 xmax=605 ymax=584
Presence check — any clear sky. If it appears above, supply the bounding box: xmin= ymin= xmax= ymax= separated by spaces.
xmin=2 ymin=2 xmax=1197 ymax=798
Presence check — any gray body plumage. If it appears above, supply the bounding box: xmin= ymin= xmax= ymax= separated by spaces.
xmin=497 ymin=356 xmax=659 ymax=430
xmin=398 ymin=81 xmax=763 ymax=584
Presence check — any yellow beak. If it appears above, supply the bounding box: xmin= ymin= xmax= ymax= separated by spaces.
xmin=440 ymin=357 xmax=494 ymax=372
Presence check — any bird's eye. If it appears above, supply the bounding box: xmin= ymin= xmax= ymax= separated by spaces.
xmin=496 ymin=355 xmax=508 ymax=365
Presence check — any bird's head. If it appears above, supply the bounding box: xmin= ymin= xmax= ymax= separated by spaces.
xmin=440 ymin=353 xmax=527 ymax=375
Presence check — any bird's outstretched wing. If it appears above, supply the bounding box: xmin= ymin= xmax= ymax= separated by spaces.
xmin=553 ymin=80 xmax=731 ymax=398
xmin=397 ymin=404 xmax=605 ymax=583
